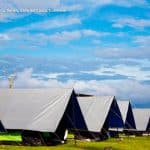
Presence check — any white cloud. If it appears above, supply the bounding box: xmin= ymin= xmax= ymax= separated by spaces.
xmin=0 ymin=15 xmax=81 ymax=44
xmin=82 ymin=29 xmax=104 ymax=37
xmin=0 ymin=68 xmax=74 ymax=88
xmin=88 ymin=0 xmax=147 ymax=5
xmin=82 ymin=64 xmax=150 ymax=81
xmin=46 ymin=29 xmax=107 ymax=44
xmin=0 ymin=13 xmax=29 ymax=23
xmin=0 ymin=0 xmax=17 ymax=9
xmin=134 ymin=36 xmax=150 ymax=46
xmin=59 ymin=4 xmax=82 ymax=11
xmin=1 ymin=0 xmax=148 ymax=14
xmin=74 ymin=79 xmax=150 ymax=104
xmin=0 ymin=68 xmax=149 ymax=105
xmin=1 ymin=28 xmax=105 ymax=45
xmin=95 ymin=47 xmax=150 ymax=59
xmin=47 ymin=29 xmax=106 ymax=43
xmin=77 ymin=0 xmax=149 ymax=9
xmin=33 ymin=72 xmax=75 ymax=79
xmin=0 ymin=0 xmax=81 ymax=12
xmin=48 ymin=31 xmax=81 ymax=43
xmin=0 ymin=34 xmax=10 ymax=40
xmin=0 ymin=0 xmax=60 ymax=9
xmin=27 ymin=16 xmax=81 ymax=30
xmin=112 ymin=17 xmax=150 ymax=29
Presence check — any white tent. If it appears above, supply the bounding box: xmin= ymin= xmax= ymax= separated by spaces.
xmin=0 ymin=88 xmax=73 ymax=132
xmin=0 ymin=88 xmax=87 ymax=144
xmin=77 ymin=96 xmax=124 ymax=134
xmin=133 ymin=108 xmax=150 ymax=132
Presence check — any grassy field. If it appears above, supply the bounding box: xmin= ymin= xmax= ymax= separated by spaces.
xmin=0 ymin=133 xmax=21 ymax=142
xmin=0 ymin=134 xmax=149 ymax=150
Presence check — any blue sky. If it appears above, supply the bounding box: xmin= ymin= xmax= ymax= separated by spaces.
xmin=0 ymin=0 xmax=150 ymax=107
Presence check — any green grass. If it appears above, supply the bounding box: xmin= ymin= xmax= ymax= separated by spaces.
xmin=0 ymin=135 xmax=149 ymax=150
xmin=0 ymin=133 xmax=22 ymax=142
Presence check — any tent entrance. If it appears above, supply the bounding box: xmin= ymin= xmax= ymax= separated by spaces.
xmin=21 ymin=131 xmax=62 ymax=146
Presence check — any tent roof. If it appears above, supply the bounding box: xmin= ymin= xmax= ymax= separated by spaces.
xmin=0 ymin=88 xmax=73 ymax=132
xmin=77 ymin=96 xmax=115 ymax=132
xmin=133 ymin=108 xmax=150 ymax=131
xmin=117 ymin=101 xmax=130 ymax=123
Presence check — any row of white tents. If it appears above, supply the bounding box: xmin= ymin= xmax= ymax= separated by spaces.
xmin=0 ymin=88 xmax=149 ymax=145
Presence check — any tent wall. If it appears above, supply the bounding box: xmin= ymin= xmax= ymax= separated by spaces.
xmin=55 ymin=90 xmax=87 ymax=139
xmin=146 ymin=118 xmax=150 ymax=131
xmin=104 ymin=99 xmax=124 ymax=129
xmin=133 ymin=109 xmax=150 ymax=132
xmin=10 ymin=90 xmax=87 ymax=145
xmin=125 ymin=103 xmax=136 ymax=129
xmin=66 ymin=91 xmax=87 ymax=130
xmin=77 ymin=96 xmax=116 ymax=133
xmin=0 ymin=121 xmax=5 ymax=132
xmin=75 ymin=96 xmax=124 ymax=140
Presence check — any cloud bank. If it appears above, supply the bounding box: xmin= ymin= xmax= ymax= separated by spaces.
xmin=0 ymin=68 xmax=149 ymax=107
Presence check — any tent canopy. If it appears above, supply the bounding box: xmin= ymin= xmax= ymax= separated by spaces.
xmin=0 ymin=88 xmax=75 ymax=132
xmin=118 ymin=101 xmax=129 ymax=123
xmin=133 ymin=109 xmax=150 ymax=131
xmin=77 ymin=96 xmax=123 ymax=133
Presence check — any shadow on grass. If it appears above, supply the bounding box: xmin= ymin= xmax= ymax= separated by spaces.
xmin=67 ymin=145 xmax=115 ymax=150
xmin=0 ymin=141 xmax=22 ymax=146
xmin=65 ymin=141 xmax=115 ymax=150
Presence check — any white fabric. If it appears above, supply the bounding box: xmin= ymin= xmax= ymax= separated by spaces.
xmin=77 ymin=96 xmax=114 ymax=132
xmin=0 ymin=88 xmax=73 ymax=132
xmin=133 ymin=109 xmax=150 ymax=131
xmin=109 ymin=128 xmax=124 ymax=132
xmin=117 ymin=101 xmax=130 ymax=123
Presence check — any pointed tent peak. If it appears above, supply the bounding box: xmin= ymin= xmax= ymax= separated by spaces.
xmin=117 ymin=100 xmax=136 ymax=129
xmin=133 ymin=108 xmax=150 ymax=131
xmin=117 ymin=100 xmax=133 ymax=107
xmin=117 ymin=100 xmax=132 ymax=108
xmin=77 ymin=96 xmax=116 ymax=132
xmin=117 ymin=100 xmax=130 ymax=123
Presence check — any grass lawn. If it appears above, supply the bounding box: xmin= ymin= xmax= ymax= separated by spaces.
xmin=0 ymin=133 xmax=22 ymax=142
xmin=0 ymin=134 xmax=149 ymax=150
